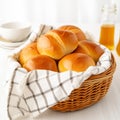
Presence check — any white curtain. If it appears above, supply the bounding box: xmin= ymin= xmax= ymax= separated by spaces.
xmin=0 ymin=0 xmax=119 ymax=25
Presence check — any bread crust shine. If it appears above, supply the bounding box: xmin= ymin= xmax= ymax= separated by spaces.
xmin=74 ymin=40 xmax=104 ymax=62
xmin=58 ymin=53 xmax=95 ymax=72
xmin=18 ymin=42 xmax=40 ymax=65
xmin=58 ymin=25 xmax=86 ymax=41
xmin=37 ymin=30 xmax=78 ymax=60
xmin=23 ymin=55 xmax=58 ymax=72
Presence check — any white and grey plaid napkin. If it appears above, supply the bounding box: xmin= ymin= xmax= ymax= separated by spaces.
xmin=2 ymin=25 xmax=112 ymax=120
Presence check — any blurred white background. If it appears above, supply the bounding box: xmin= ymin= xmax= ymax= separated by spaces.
xmin=0 ymin=0 xmax=119 ymax=25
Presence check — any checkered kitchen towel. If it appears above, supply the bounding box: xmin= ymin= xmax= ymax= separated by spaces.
xmin=4 ymin=25 xmax=111 ymax=120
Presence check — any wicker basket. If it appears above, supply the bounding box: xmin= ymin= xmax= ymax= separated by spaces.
xmin=51 ymin=54 xmax=116 ymax=112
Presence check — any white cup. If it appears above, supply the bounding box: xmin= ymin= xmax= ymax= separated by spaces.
xmin=0 ymin=21 xmax=31 ymax=42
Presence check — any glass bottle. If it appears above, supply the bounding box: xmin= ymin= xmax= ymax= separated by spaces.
xmin=99 ymin=4 xmax=117 ymax=50
xmin=116 ymin=34 xmax=120 ymax=56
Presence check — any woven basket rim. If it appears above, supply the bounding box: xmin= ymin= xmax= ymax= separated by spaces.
xmin=85 ymin=53 xmax=116 ymax=81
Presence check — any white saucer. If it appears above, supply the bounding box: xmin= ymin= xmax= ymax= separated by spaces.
xmin=0 ymin=37 xmax=27 ymax=50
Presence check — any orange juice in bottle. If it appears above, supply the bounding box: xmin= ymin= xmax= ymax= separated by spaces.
xmin=116 ymin=38 xmax=120 ymax=56
xmin=99 ymin=24 xmax=115 ymax=50
xmin=99 ymin=4 xmax=117 ymax=50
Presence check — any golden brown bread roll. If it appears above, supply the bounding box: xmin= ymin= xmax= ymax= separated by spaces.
xmin=37 ymin=29 xmax=78 ymax=60
xmin=18 ymin=42 xmax=40 ymax=66
xmin=74 ymin=40 xmax=104 ymax=63
xmin=23 ymin=55 xmax=58 ymax=72
xmin=58 ymin=25 xmax=86 ymax=41
xmin=58 ymin=53 xmax=95 ymax=72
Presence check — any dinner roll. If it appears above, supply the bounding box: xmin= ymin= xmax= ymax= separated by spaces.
xmin=58 ymin=25 xmax=86 ymax=41
xmin=58 ymin=53 xmax=95 ymax=72
xmin=37 ymin=29 xmax=78 ymax=60
xmin=23 ymin=55 xmax=58 ymax=72
xmin=18 ymin=42 xmax=40 ymax=66
xmin=74 ymin=40 xmax=104 ymax=62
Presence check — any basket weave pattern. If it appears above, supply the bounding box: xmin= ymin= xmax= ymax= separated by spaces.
xmin=51 ymin=55 xmax=116 ymax=112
